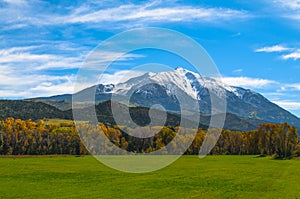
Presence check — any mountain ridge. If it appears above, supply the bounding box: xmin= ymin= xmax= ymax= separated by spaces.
xmin=0 ymin=99 xmax=268 ymax=131
xmin=32 ymin=67 xmax=300 ymax=128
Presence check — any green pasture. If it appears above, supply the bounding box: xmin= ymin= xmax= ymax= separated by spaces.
xmin=0 ymin=155 xmax=299 ymax=198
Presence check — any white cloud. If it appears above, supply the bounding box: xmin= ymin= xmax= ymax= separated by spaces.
xmin=29 ymin=78 xmax=75 ymax=96
xmin=272 ymin=100 xmax=300 ymax=110
xmin=0 ymin=46 xmax=145 ymax=71
xmin=220 ymin=77 xmax=277 ymax=88
xmin=0 ymin=45 xmax=82 ymax=98
xmin=0 ymin=45 xmax=146 ymax=98
xmin=269 ymin=0 xmax=300 ymax=24
xmin=0 ymin=52 xmax=58 ymax=63
xmin=254 ymin=44 xmax=300 ymax=61
xmin=99 ymin=70 xmax=146 ymax=84
xmin=0 ymin=1 xmax=251 ymax=29
xmin=272 ymin=0 xmax=300 ymax=10
xmin=255 ymin=45 xmax=292 ymax=53
xmin=282 ymin=83 xmax=300 ymax=90
xmin=0 ymin=90 xmax=32 ymax=98
xmin=85 ymin=50 xmax=145 ymax=69
xmin=289 ymin=84 xmax=300 ymax=90
xmin=64 ymin=4 xmax=250 ymax=25
xmin=2 ymin=0 xmax=27 ymax=5
xmin=281 ymin=50 xmax=300 ymax=60
xmin=0 ymin=46 xmax=39 ymax=54
xmin=0 ymin=46 xmax=82 ymax=70
xmin=0 ymin=73 xmax=76 ymax=99
xmin=232 ymin=69 xmax=243 ymax=74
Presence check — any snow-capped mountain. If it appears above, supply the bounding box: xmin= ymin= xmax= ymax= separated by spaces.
xmin=97 ymin=67 xmax=228 ymax=100
xmin=37 ymin=67 xmax=300 ymax=127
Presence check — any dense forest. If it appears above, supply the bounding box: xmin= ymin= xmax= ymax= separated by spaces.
xmin=0 ymin=118 xmax=299 ymax=158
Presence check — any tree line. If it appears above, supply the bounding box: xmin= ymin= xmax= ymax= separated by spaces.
xmin=0 ymin=118 xmax=299 ymax=158
xmin=0 ymin=118 xmax=87 ymax=155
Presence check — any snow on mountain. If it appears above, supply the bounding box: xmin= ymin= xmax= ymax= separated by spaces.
xmin=81 ymin=67 xmax=299 ymax=127
xmin=39 ymin=67 xmax=299 ymax=127
xmin=89 ymin=67 xmax=275 ymax=110
xmin=104 ymin=67 xmax=252 ymax=104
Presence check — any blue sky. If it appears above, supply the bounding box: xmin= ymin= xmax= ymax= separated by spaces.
xmin=1 ymin=0 xmax=300 ymax=116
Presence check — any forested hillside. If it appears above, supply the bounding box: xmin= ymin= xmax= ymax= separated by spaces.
xmin=0 ymin=100 xmax=271 ymax=131
xmin=0 ymin=100 xmax=72 ymax=121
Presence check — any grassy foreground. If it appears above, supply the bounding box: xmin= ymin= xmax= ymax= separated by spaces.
xmin=0 ymin=155 xmax=299 ymax=199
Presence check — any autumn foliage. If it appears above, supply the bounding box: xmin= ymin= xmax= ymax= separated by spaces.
xmin=0 ymin=118 xmax=299 ymax=158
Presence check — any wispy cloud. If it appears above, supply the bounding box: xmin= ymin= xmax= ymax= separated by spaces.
xmin=64 ymin=3 xmax=250 ymax=26
xmin=220 ymin=77 xmax=277 ymax=88
xmin=0 ymin=1 xmax=251 ymax=30
xmin=0 ymin=72 xmax=76 ymax=98
xmin=255 ymin=45 xmax=292 ymax=53
xmin=268 ymin=0 xmax=300 ymax=23
xmin=0 ymin=44 xmax=80 ymax=98
xmin=0 ymin=44 xmax=146 ymax=98
xmin=281 ymin=83 xmax=300 ymax=90
xmin=2 ymin=0 xmax=27 ymax=5
xmin=272 ymin=100 xmax=300 ymax=110
xmin=254 ymin=44 xmax=300 ymax=61
xmin=0 ymin=0 xmax=253 ymax=100
xmin=272 ymin=0 xmax=300 ymax=10
xmin=99 ymin=70 xmax=146 ymax=85
xmin=0 ymin=45 xmax=83 ymax=70
xmin=29 ymin=77 xmax=75 ymax=95
xmin=232 ymin=69 xmax=243 ymax=74
xmin=281 ymin=50 xmax=300 ymax=60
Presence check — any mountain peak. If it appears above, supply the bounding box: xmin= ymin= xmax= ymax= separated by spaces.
xmin=173 ymin=67 xmax=203 ymax=78
xmin=174 ymin=66 xmax=188 ymax=73
xmin=37 ymin=67 xmax=300 ymax=128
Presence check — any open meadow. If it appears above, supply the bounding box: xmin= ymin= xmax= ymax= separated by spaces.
xmin=0 ymin=155 xmax=299 ymax=199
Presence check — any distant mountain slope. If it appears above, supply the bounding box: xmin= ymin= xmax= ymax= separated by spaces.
xmin=0 ymin=99 xmax=265 ymax=131
xmin=28 ymin=99 xmax=73 ymax=111
xmin=31 ymin=94 xmax=72 ymax=102
xmin=0 ymin=100 xmax=72 ymax=121
xmin=93 ymin=101 xmax=264 ymax=131
xmin=35 ymin=67 xmax=300 ymax=128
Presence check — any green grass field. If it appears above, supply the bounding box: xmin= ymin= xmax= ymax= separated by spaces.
xmin=0 ymin=155 xmax=299 ymax=199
